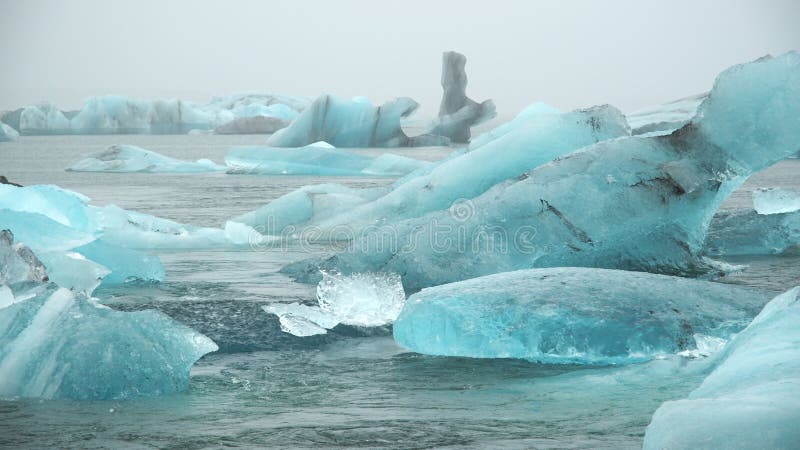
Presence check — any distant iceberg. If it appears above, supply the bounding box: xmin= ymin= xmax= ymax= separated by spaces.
xmin=67 ymin=145 xmax=225 ymax=173
xmin=752 ymin=187 xmax=800 ymax=215
xmin=427 ymin=51 xmax=496 ymax=143
xmin=284 ymin=52 xmax=800 ymax=290
xmin=263 ymin=271 xmax=406 ymax=337
xmin=393 ymin=267 xmax=768 ymax=365
xmin=0 ymin=122 xmax=19 ymax=142
xmin=225 ymin=142 xmax=431 ymax=176
xmin=644 ymin=286 xmax=800 ymax=449
xmin=3 ymin=93 xmax=308 ymax=135
xmin=705 ymin=208 xmax=800 ymax=256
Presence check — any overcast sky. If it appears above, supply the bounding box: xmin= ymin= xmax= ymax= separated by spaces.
xmin=1 ymin=0 xmax=797 ymax=118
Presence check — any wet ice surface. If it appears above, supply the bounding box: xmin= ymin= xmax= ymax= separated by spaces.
xmin=1 ymin=134 xmax=799 ymax=448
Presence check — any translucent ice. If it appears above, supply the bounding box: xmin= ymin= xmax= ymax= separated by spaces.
xmin=427 ymin=51 xmax=497 ymax=143
xmin=214 ymin=116 xmax=289 ymax=134
xmin=705 ymin=208 xmax=800 ymax=256
xmin=267 ymin=95 xmax=423 ymax=148
xmin=393 ymin=267 xmax=768 ymax=365
xmin=67 ymin=145 xmax=225 ymax=173
xmin=0 ymin=230 xmax=48 ymax=285
xmin=263 ymin=271 xmax=406 ymax=336
xmin=19 ymin=102 xmax=71 ymax=134
xmin=73 ymin=240 xmax=165 ymax=285
xmin=644 ymin=287 xmax=800 ymax=449
xmin=625 ymin=93 xmax=706 ymax=136
xmin=0 ymin=122 xmax=19 ymax=142
xmin=0 ymin=286 xmax=218 ymax=400
xmin=225 ymin=143 xmax=430 ymax=176
xmin=36 ymin=251 xmax=109 ymax=295
xmin=752 ymin=187 xmax=800 ymax=214
xmin=288 ymin=53 xmax=800 ymax=290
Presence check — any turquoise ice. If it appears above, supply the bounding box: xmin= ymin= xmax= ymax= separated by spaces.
xmin=644 ymin=286 xmax=800 ymax=449
xmin=705 ymin=208 xmax=800 ymax=256
xmin=393 ymin=267 xmax=768 ymax=365
xmin=0 ymin=122 xmax=19 ymax=142
xmin=752 ymin=187 xmax=800 ymax=214
xmin=67 ymin=145 xmax=225 ymax=173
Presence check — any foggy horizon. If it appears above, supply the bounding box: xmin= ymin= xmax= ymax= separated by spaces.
xmin=1 ymin=0 xmax=798 ymax=118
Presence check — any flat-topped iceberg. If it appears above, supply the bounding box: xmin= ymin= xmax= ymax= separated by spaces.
xmin=263 ymin=271 xmax=406 ymax=337
xmin=644 ymin=286 xmax=800 ymax=449
xmin=285 ymin=52 xmax=800 ymax=290
xmin=266 ymin=95 xmax=442 ymax=148
xmin=393 ymin=267 xmax=769 ymax=365
xmin=0 ymin=284 xmax=217 ymax=400
xmin=752 ymin=187 xmax=800 ymax=215
xmin=427 ymin=51 xmax=496 ymax=143
xmin=67 ymin=145 xmax=225 ymax=173
xmin=225 ymin=143 xmax=431 ymax=176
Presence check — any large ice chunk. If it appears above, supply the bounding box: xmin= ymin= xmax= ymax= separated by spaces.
xmin=643 ymin=286 xmax=800 ymax=449
xmin=288 ymin=53 xmax=800 ymax=290
xmin=427 ymin=51 xmax=497 ymax=143
xmin=67 ymin=145 xmax=225 ymax=173
xmin=225 ymin=143 xmax=430 ymax=176
xmin=705 ymin=208 xmax=800 ymax=256
xmin=393 ymin=267 xmax=768 ymax=365
xmin=73 ymin=240 xmax=165 ymax=285
xmin=625 ymin=93 xmax=707 ymax=136
xmin=263 ymin=271 xmax=406 ymax=336
xmin=0 ymin=286 xmax=218 ymax=400
xmin=266 ymin=95 xmax=424 ymax=148
xmin=752 ymin=187 xmax=800 ymax=214
xmin=0 ymin=122 xmax=19 ymax=142
xmin=19 ymin=102 xmax=71 ymax=134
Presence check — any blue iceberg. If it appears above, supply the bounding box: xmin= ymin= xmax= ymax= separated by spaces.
xmin=286 ymin=52 xmax=800 ymax=290
xmin=393 ymin=267 xmax=769 ymax=365
xmin=644 ymin=286 xmax=800 ymax=449
xmin=67 ymin=145 xmax=225 ymax=173
xmin=266 ymin=95 xmax=439 ymax=148
xmin=225 ymin=142 xmax=431 ymax=176
xmin=705 ymin=208 xmax=800 ymax=256
xmin=74 ymin=240 xmax=165 ymax=285
xmin=752 ymin=187 xmax=800 ymax=215
xmin=0 ymin=122 xmax=19 ymax=142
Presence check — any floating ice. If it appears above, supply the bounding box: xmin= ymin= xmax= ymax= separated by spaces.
xmin=214 ymin=116 xmax=289 ymax=134
xmin=427 ymin=51 xmax=496 ymax=143
xmin=286 ymin=52 xmax=800 ymax=290
xmin=625 ymin=93 xmax=706 ymax=136
xmin=67 ymin=145 xmax=225 ymax=173
xmin=0 ymin=230 xmax=48 ymax=286
xmin=73 ymin=240 xmax=165 ymax=285
xmin=225 ymin=143 xmax=430 ymax=176
xmin=752 ymin=187 xmax=800 ymax=214
xmin=36 ymin=251 xmax=109 ymax=295
xmin=644 ymin=286 xmax=800 ymax=449
xmin=267 ymin=95 xmax=429 ymax=148
xmin=0 ymin=286 xmax=218 ymax=400
xmin=231 ymin=183 xmax=387 ymax=233
xmin=10 ymin=93 xmax=308 ymax=135
xmin=705 ymin=208 xmax=800 ymax=256
xmin=393 ymin=267 xmax=768 ymax=365
xmin=0 ymin=122 xmax=19 ymax=142
xmin=263 ymin=271 xmax=406 ymax=336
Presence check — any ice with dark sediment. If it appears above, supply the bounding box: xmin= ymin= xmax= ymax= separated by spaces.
xmin=626 ymin=92 xmax=707 ymax=136
xmin=644 ymin=286 xmax=800 ymax=449
xmin=426 ymin=51 xmax=497 ymax=143
xmin=67 ymin=145 xmax=225 ymax=173
xmin=393 ymin=267 xmax=769 ymax=365
xmin=283 ymin=52 xmax=800 ymax=290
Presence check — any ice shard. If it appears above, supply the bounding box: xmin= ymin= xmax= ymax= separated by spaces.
xmin=625 ymin=93 xmax=707 ymax=136
xmin=263 ymin=271 xmax=406 ymax=337
xmin=225 ymin=143 xmax=431 ymax=176
xmin=427 ymin=51 xmax=497 ymax=143
xmin=266 ymin=95 xmax=424 ymax=148
xmin=643 ymin=286 xmax=800 ymax=449
xmin=0 ymin=230 xmax=48 ymax=286
xmin=0 ymin=286 xmax=218 ymax=400
xmin=752 ymin=187 xmax=800 ymax=215
xmin=67 ymin=145 xmax=225 ymax=173
xmin=285 ymin=52 xmax=800 ymax=290
xmin=393 ymin=267 xmax=769 ymax=365
xmin=0 ymin=122 xmax=19 ymax=142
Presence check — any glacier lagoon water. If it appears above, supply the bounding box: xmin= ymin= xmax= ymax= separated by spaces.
xmin=1 ymin=134 xmax=799 ymax=448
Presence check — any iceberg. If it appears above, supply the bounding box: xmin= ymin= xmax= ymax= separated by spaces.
xmin=263 ymin=271 xmax=406 ymax=336
xmin=0 ymin=122 xmax=19 ymax=142
xmin=0 ymin=285 xmax=218 ymax=400
xmin=214 ymin=116 xmax=289 ymax=134
xmin=11 ymin=93 xmax=308 ymax=135
xmin=625 ymin=93 xmax=706 ymax=136
xmin=427 ymin=51 xmax=497 ymax=143
xmin=225 ymin=143 xmax=431 ymax=176
xmin=266 ymin=95 xmax=430 ymax=148
xmin=752 ymin=187 xmax=800 ymax=214
xmin=35 ymin=251 xmax=110 ymax=295
xmin=73 ymin=240 xmax=165 ymax=285
xmin=705 ymin=208 xmax=800 ymax=256
xmin=393 ymin=267 xmax=769 ymax=365
xmin=643 ymin=286 xmax=800 ymax=449
xmin=285 ymin=52 xmax=800 ymax=290
xmin=67 ymin=145 xmax=225 ymax=173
